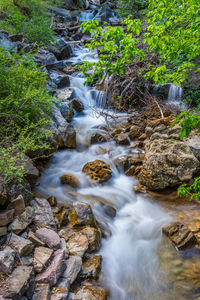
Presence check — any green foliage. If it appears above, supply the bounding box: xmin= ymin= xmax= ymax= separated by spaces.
xmin=0 ymin=48 xmax=55 ymax=181
xmin=80 ymin=0 xmax=200 ymax=85
xmin=0 ymin=0 xmax=56 ymax=45
xmin=178 ymin=177 xmax=200 ymax=201
xmin=117 ymin=0 xmax=148 ymax=18
xmin=173 ymin=111 xmax=200 ymax=140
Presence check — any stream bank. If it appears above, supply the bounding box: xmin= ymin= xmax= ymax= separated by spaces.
xmin=0 ymin=1 xmax=200 ymax=299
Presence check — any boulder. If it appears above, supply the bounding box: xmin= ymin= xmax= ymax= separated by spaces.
xmin=8 ymin=233 xmax=33 ymax=256
xmin=80 ymin=255 xmax=102 ymax=280
xmin=82 ymin=160 xmax=112 ymax=183
xmin=35 ymin=228 xmax=61 ymax=249
xmin=59 ymin=102 xmax=74 ymax=123
xmin=0 ymin=209 xmax=14 ymax=226
xmin=33 ymin=247 xmax=54 ymax=273
xmin=162 ymin=222 xmax=197 ymax=250
xmin=103 ymin=205 xmax=116 ymax=218
xmin=7 ymin=178 xmax=33 ymax=206
xmin=186 ymin=135 xmax=200 ymax=161
xmin=0 ymin=246 xmax=16 ymax=274
xmin=72 ymin=201 xmax=96 ymax=227
xmin=0 ymin=178 xmax=8 ymax=206
xmin=56 ymin=88 xmax=74 ymax=101
xmin=7 ymin=194 xmax=25 ymax=216
xmin=115 ymin=133 xmax=130 ymax=145
xmin=138 ymin=139 xmax=199 ymax=190
xmin=91 ymin=132 xmax=108 ymax=145
xmin=128 ymin=125 xmax=142 ymax=140
xmin=49 ymin=70 xmax=70 ymax=89
xmin=72 ymin=285 xmax=107 ymax=300
xmin=0 ymin=226 xmax=7 ymax=237
xmin=8 ymin=206 xmax=34 ymax=234
xmin=33 ymin=284 xmax=50 ymax=300
xmin=32 ymin=198 xmax=57 ymax=230
xmin=49 ymin=39 xmax=72 ymax=60
xmin=35 ymin=50 xmax=57 ymax=66
xmin=54 ymin=123 xmax=76 ymax=149
xmin=67 ymin=232 xmax=88 ymax=257
xmin=71 ymin=98 xmax=84 ymax=113
xmin=24 ymin=157 xmax=39 ymax=188
xmin=36 ymin=249 xmax=66 ymax=287
xmin=60 ymin=174 xmax=80 ymax=188
xmin=2 ymin=266 xmax=34 ymax=299
xmin=81 ymin=227 xmax=101 ymax=253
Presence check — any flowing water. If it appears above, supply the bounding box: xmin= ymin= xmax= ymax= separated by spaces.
xmin=36 ymin=28 xmax=200 ymax=300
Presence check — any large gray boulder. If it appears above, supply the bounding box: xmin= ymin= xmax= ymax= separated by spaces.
xmin=139 ymin=138 xmax=199 ymax=190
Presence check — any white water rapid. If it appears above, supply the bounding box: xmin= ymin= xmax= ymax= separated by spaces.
xmin=36 ymin=26 xmax=197 ymax=299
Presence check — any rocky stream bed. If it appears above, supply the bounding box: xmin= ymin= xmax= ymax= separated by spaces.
xmin=0 ymin=1 xmax=200 ymax=299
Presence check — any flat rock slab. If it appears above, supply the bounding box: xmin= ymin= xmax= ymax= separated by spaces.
xmin=67 ymin=232 xmax=88 ymax=257
xmin=2 ymin=266 xmax=34 ymax=299
xmin=162 ymin=222 xmax=197 ymax=250
xmin=0 ymin=246 xmax=16 ymax=274
xmin=36 ymin=249 xmax=66 ymax=287
xmin=35 ymin=228 xmax=61 ymax=249
xmin=33 ymin=247 xmax=54 ymax=273
xmin=0 ymin=210 xmax=14 ymax=226
xmin=8 ymin=233 xmax=33 ymax=256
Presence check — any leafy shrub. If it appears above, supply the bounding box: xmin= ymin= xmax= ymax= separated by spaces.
xmin=0 ymin=0 xmax=56 ymax=45
xmin=117 ymin=0 xmax=148 ymax=18
xmin=0 ymin=48 xmax=55 ymax=181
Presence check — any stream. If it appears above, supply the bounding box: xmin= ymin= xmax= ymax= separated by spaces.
xmin=36 ymin=10 xmax=200 ymax=300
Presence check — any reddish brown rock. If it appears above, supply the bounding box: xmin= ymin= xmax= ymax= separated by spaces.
xmin=67 ymin=232 xmax=88 ymax=257
xmin=82 ymin=160 xmax=112 ymax=184
xmin=36 ymin=249 xmax=66 ymax=287
xmin=81 ymin=226 xmax=101 ymax=253
xmin=35 ymin=228 xmax=61 ymax=249
xmin=73 ymin=285 xmax=107 ymax=300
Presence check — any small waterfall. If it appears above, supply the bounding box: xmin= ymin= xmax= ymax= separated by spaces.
xmin=95 ymin=90 xmax=107 ymax=109
xmin=168 ymin=83 xmax=182 ymax=102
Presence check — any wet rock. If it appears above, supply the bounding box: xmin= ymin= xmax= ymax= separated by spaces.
xmin=46 ymin=60 xmax=66 ymax=71
xmin=59 ymin=101 xmax=74 ymax=123
xmin=67 ymin=232 xmax=88 ymax=257
xmin=0 ymin=209 xmax=14 ymax=226
xmin=138 ymin=139 xmax=199 ymax=190
xmin=33 ymin=284 xmax=50 ymax=300
xmin=162 ymin=222 xmax=197 ymax=250
xmin=91 ymin=132 xmax=108 ymax=145
xmin=8 ymin=233 xmax=33 ymax=256
xmin=8 ymin=206 xmax=34 ymax=234
xmin=128 ymin=125 xmax=142 ymax=140
xmin=54 ymin=123 xmax=76 ymax=149
xmin=32 ymin=198 xmax=57 ymax=230
xmin=71 ymin=98 xmax=84 ymax=113
xmin=0 ymin=178 xmax=8 ymax=206
xmin=61 ymin=255 xmax=82 ymax=285
xmin=2 ymin=266 xmax=34 ymax=299
xmin=47 ymin=196 xmax=57 ymax=207
xmin=81 ymin=226 xmax=101 ymax=253
xmin=82 ymin=160 xmax=112 ymax=183
xmin=72 ymin=201 xmax=96 ymax=227
xmin=0 ymin=246 xmax=16 ymax=274
xmin=111 ymin=128 xmax=122 ymax=137
xmin=103 ymin=205 xmax=116 ymax=218
xmin=72 ymin=285 xmax=107 ymax=300
xmin=35 ymin=50 xmax=57 ymax=66
xmin=80 ymin=255 xmax=102 ymax=280
xmin=49 ymin=70 xmax=70 ymax=89
xmin=0 ymin=226 xmax=7 ymax=236
xmin=60 ymin=174 xmax=80 ymax=188
xmin=115 ymin=133 xmax=130 ymax=145
xmin=7 ymin=194 xmax=25 ymax=216
xmin=55 ymin=210 xmax=69 ymax=228
xmin=50 ymin=39 xmax=72 ymax=60
xmin=114 ymin=156 xmax=130 ymax=172
xmin=35 ymin=228 xmax=61 ymax=249
xmin=33 ymin=247 xmax=54 ymax=273
xmin=36 ymin=249 xmax=66 ymax=287
xmin=28 ymin=232 xmax=45 ymax=247
xmin=51 ymin=286 xmax=68 ymax=300
xmin=24 ymin=157 xmax=40 ymax=188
